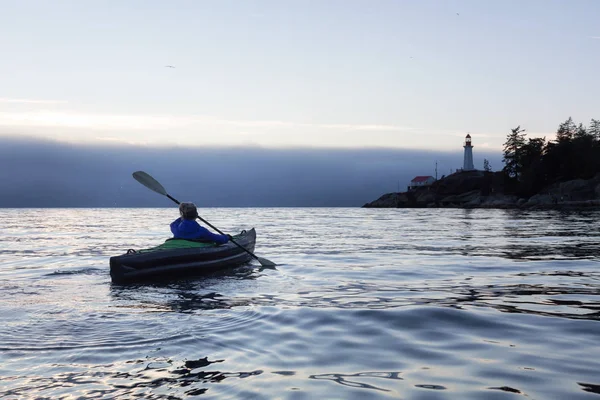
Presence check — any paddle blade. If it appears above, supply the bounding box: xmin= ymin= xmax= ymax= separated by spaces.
xmin=132 ymin=171 xmax=168 ymax=196
xmin=257 ymin=257 xmax=277 ymax=268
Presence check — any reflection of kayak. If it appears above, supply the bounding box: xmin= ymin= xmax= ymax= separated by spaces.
xmin=110 ymin=228 xmax=256 ymax=284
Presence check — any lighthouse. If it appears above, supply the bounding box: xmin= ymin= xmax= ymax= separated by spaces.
xmin=463 ymin=134 xmax=474 ymax=171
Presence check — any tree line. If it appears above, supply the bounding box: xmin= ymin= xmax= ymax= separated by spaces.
xmin=502 ymin=117 xmax=600 ymax=196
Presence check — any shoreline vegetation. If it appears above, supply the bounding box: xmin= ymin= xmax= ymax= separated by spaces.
xmin=363 ymin=118 xmax=600 ymax=210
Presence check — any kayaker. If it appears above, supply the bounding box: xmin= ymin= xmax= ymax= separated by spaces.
xmin=170 ymin=202 xmax=230 ymax=244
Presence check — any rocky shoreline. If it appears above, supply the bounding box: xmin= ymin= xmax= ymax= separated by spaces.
xmin=362 ymin=171 xmax=600 ymax=210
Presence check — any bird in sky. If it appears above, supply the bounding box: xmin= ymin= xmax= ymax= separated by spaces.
xmin=165 ymin=65 xmax=176 ymax=68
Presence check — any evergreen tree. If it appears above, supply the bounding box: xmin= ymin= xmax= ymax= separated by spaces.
xmin=502 ymin=125 xmax=526 ymax=178
xmin=556 ymin=117 xmax=576 ymax=142
xmin=589 ymin=119 xmax=600 ymax=141
xmin=483 ymin=159 xmax=491 ymax=172
xmin=575 ymin=123 xmax=588 ymax=139
xmin=521 ymin=137 xmax=546 ymax=170
xmin=502 ymin=118 xmax=600 ymax=195
xmin=518 ymin=137 xmax=547 ymax=196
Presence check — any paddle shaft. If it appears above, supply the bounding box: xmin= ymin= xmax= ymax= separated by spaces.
xmin=166 ymin=194 xmax=261 ymax=262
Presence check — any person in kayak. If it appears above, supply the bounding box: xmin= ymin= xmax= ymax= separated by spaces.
xmin=170 ymin=202 xmax=230 ymax=244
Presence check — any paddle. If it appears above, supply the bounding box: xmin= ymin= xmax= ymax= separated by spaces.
xmin=132 ymin=171 xmax=276 ymax=267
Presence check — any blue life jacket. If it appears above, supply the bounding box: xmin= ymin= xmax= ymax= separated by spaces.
xmin=170 ymin=218 xmax=229 ymax=244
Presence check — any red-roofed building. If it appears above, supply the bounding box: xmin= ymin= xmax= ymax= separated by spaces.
xmin=408 ymin=175 xmax=435 ymax=190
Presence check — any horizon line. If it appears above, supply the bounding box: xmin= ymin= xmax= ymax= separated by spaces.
xmin=0 ymin=132 xmax=507 ymax=154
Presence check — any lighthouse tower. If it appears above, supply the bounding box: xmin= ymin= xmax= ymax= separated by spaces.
xmin=463 ymin=134 xmax=474 ymax=171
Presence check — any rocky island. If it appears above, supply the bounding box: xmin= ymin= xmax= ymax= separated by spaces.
xmin=362 ymin=170 xmax=600 ymax=209
xmin=363 ymin=119 xmax=600 ymax=210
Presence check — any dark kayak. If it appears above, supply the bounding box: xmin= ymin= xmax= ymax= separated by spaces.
xmin=110 ymin=228 xmax=256 ymax=284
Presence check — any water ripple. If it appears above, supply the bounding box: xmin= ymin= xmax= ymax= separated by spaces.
xmin=1 ymin=208 xmax=600 ymax=399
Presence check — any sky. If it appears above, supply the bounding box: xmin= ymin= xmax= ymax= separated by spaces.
xmin=0 ymin=1 xmax=598 ymax=206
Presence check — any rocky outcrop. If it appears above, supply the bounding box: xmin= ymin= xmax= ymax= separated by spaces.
xmin=363 ymin=171 xmax=600 ymax=209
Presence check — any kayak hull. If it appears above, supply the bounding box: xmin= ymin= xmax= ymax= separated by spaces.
xmin=109 ymin=228 xmax=256 ymax=284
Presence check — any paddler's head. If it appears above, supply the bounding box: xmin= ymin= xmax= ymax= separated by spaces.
xmin=179 ymin=202 xmax=198 ymax=220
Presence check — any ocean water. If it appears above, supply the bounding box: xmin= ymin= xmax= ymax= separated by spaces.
xmin=1 ymin=208 xmax=600 ymax=400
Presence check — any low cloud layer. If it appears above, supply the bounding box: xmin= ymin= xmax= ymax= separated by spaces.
xmin=0 ymin=136 xmax=503 ymax=207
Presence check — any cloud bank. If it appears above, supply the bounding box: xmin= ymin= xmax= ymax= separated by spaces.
xmin=0 ymin=135 xmax=503 ymax=207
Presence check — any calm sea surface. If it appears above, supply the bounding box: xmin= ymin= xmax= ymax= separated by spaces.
xmin=1 ymin=208 xmax=600 ymax=399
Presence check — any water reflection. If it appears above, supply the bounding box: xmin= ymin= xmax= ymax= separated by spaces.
xmin=108 ymin=266 xmax=600 ymax=321
xmin=489 ymin=386 xmax=521 ymax=393
xmin=309 ymin=371 xmax=403 ymax=392
xmin=109 ymin=271 xmax=258 ymax=313
xmin=410 ymin=241 xmax=600 ymax=261
xmin=579 ymin=382 xmax=600 ymax=395
xmin=112 ymin=356 xmax=262 ymax=393
xmin=0 ymin=356 xmax=261 ymax=399
xmin=414 ymin=384 xmax=446 ymax=390
xmin=459 ymin=208 xmax=474 ymax=242
xmin=499 ymin=243 xmax=600 ymax=260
